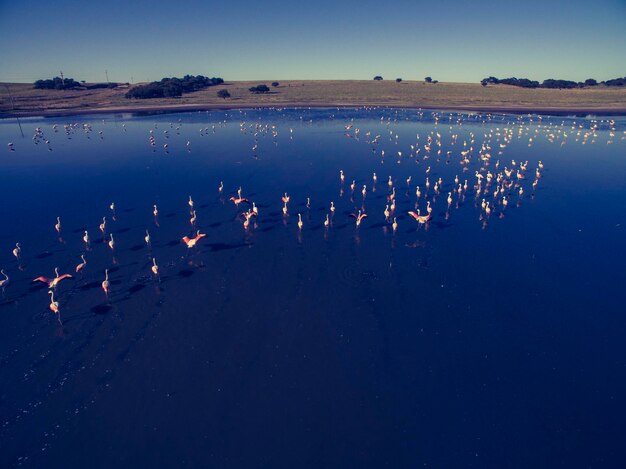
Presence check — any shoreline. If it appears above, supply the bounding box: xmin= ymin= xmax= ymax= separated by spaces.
xmin=3 ymin=80 xmax=626 ymax=118
xmin=3 ymin=102 xmax=626 ymax=119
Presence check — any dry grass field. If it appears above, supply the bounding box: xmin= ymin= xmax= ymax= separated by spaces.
xmin=2 ymin=80 xmax=626 ymax=116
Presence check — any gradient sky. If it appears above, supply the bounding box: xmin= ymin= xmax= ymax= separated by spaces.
xmin=1 ymin=0 xmax=624 ymax=84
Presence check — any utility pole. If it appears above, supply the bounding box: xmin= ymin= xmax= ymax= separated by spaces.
xmin=105 ymin=69 xmax=109 ymax=84
xmin=60 ymin=70 xmax=64 ymax=86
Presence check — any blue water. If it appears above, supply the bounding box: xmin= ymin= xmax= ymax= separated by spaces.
xmin=0 ymin=108 xmax=625 ymax=468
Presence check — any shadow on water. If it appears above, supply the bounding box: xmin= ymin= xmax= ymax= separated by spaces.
xmin=206 ymin=242 xmax=250 ymax=252
xmin=91 ymin=304 xmax=113 ymax=315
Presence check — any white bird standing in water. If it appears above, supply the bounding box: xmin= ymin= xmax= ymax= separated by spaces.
xmin=12 ymin=243 xmax=21 ymax=261
xmin=75 ymin=254 xmax=87 ymax=273
xmin=0 ymin=269 xmax=9 ymax=293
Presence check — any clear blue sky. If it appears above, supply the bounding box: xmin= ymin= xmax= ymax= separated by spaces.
xmin=1 ymin=0 xmax=624 ymax=83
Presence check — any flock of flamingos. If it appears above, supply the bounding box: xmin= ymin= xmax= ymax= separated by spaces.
xmin=1 ymin=110 xmax=622 ymax=326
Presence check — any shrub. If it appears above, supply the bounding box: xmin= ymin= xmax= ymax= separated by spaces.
xmin=249 ymin=84 xmax=270 ymax=94
xmin=373 ymin=76 xmax=383 ymax=81
xmin=271 ymin=82 xmax=280 ymax=87
xmin=396 ymin=78 xmax=402 ymax=82
xmin=217 ymin=89 xmax=231 ymax=99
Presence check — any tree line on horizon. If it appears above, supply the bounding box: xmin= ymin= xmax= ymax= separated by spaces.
xmin=33 ymin=76 xmax=120 ymax=90
xmin=125 ymin=75 xmax=224 ymax=99
xmin=481 ymin=76 xmax=626 ymax=89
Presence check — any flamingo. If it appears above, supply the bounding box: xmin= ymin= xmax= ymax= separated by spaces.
xmin=330 ymin=201 xmax=336 ymax=213
xmin=190 ymin=210 xmax=197 ymax=225
xmin=408 ymin=210 xmax=431 ymax=224
xmin=48 ymin=290 xmax=62 ymax=324
xmin=188 ymin=196 xmax=194 ymax=209
xmin=229 ymin=196 xmax=248 ymax=206
xmin=0 ymin=269 xmax=9 ymax=292
xmin=252 ymin=202 xmax=258 ymax=215
xmin=108 ymin=234 xmax=115 ymax=250
xmin=33 ymin=267 xmax=73 ymax=288
xmin=145 ymin=229 xmax=151 ymax=246
xmin=324 ymin=214 xmax=330 ymax=227
xmin=282 ymin=202 xmax=288 ymax=215
xmin=99 ymin=217 xmax=107 ymax=234
xmin=447 ymin=192 xmax=453 ymax=205
xmin=242 ymin=210 xmax=256 ymax=228
xmin=151 ymin=258 xmax=159 ymax=277
xmin=392 ymin=217 xmax=398 ymax=233
xmin=153 ymin=205 xmax=158 ymax=217
xmin=55 ymin=217 xmax=61 ymax=234
xmin=372 ymin=172 xmax=377 ymax=183
xmin=218 ymin=181 xmax=224 ymax=193
xmin=281 ymin=192 xmax=290 ymax=204
xmin=350 ymin=210 xmax=368 ymax=227
xmin=102 ymin=269 xmax=110 ymax=295
xmin=384 ymin=205 xmax=390 ymax=221
xmin=12 ymin=243 xmax=21 ymax=261
xmin=75 ymin=255 xmax=87 ymax=273
xmin=83 ymin=230 xmax=90 ymax=245
xmin=340 ymin=170 xmax=345 ymax=183
xmin=416 ymin=186 xmax=421 ymax=198
xmin=182 ymin=231 xmax=206 ymax=248
xmin=297 ymin=213 xmax=303 ymax=230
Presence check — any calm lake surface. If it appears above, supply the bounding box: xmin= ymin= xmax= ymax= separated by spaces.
xmin=0 ymin=108 xmax=625 ymax=468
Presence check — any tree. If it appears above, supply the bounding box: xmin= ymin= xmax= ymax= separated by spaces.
xmin=271 ymin=82 xmax=280 ymax=87
xmin=373 ymin=76 xmax=383 ymax=81
xmin=217 ymin=89 xmax=231 ymax=99
xmin=396 ymin=78 xmax=402 ymax=83
xmin=125 ymin=75 xmax=224 ymax=99
xmin=424 ymin=77 xmax=432 ymax=83
xmin=249 ymin=84 xmax=270 ymax=94
xmin=33 ymin=76 xmax=81 ymax=90
xmin=584 ymin=78 xmax=598 ymax=87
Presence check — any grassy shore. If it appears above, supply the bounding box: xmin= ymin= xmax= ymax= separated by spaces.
xmin=2 ymin=80 xmax=626 ymax=117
